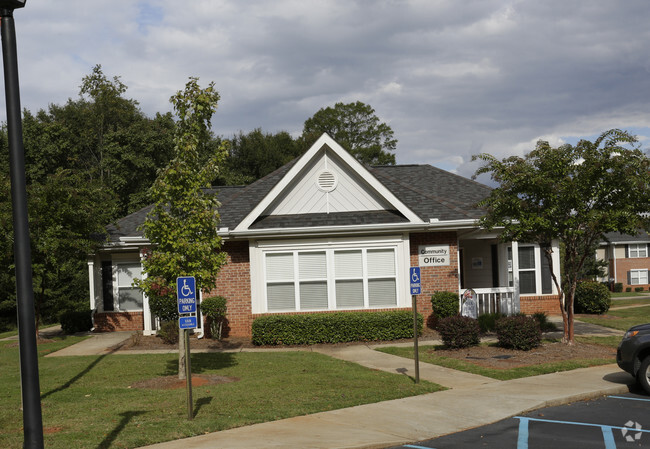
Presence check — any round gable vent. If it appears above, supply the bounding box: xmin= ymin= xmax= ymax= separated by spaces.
xmin=317 ymin=170 xmax=338 ymax=192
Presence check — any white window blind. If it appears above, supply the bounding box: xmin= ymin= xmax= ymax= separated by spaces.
xmin=267 ymin=253 xmax=295 ymax=310
xmin=116 ymin=263 xmax=143 ymax=311
xmin=299 ymin=252 xmax=328 ymax=309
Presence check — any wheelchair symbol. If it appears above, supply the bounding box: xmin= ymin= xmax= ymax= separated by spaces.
xmin=411 ymin=270 xmax=420 ymax=283
xmin=180 ymin=279 xmax=193 ymax=297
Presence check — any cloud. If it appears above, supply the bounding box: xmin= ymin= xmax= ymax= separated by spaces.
xmin=1 ymin=0 xmax=648 ymax=178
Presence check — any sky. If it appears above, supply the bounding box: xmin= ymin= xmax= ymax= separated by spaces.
xmin=3 ymin=0 xmax=650 ymax=180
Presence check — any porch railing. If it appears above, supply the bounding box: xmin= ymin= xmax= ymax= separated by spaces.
xmin=471 ymin=287 xmax=519 ymax=316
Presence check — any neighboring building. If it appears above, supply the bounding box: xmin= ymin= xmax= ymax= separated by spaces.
xmin=87 ymin=134 xmax=562 ymax=336
xmin=597 ymin=231 xmax=650 ymax=291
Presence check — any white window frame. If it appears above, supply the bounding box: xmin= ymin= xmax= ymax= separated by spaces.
xmin=505 ymin=243 xmax=557 ymax=295
xmin=110 ymin=255 xmax=145 ymax=312
xmin=630 ymin=269 xmax=649 ymax=285
xmin=250 ymin=235 xmax=409 ymax=314
xmin=629 ymin=244 xmax=648 ymax=258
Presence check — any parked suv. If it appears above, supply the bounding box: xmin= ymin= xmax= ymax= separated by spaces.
xmin=617 ymin=323 xmax=650 ymax=394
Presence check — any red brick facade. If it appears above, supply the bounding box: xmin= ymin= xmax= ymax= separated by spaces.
xmin=611 ymin=256 xmax=650 ymax=291
xmin=93 ymin=311 xmax=144 ymax=332
xmin=520 ymin=295 xmax=562 ymax=315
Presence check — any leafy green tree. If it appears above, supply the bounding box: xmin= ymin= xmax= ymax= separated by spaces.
xmin=473 ymin=129 xmax=650 ymax=344
xmin=136 ymin=78 xmax=228 ymax=378
xmin=220 ymin=128 xmax=301 ymax=184
xmin=300 ymin=101 xmax=397 ymax=165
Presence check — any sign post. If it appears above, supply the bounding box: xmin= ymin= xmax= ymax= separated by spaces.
xmin=409 ymin=267 xmax=421 ymax=383
xmin=177 ymin=276 xmax=196 ymax=420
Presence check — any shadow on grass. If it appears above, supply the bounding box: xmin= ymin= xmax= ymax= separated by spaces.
xmin=194 ymin=396 xmax=213 ymax=418
xmin=96 ymin=410 xmax=147 ymax=449
xmin=163 ymin=352 xmax=237 ymax=376
xmin=41 ymin=345 xmax=121 ymax=400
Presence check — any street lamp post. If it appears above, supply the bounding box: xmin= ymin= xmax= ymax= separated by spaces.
xmin=0 ymin=1 xmax=45 ymax=448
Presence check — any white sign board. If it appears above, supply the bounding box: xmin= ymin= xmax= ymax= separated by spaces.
xmin=419 ymin=244 xmax=451 ymax=266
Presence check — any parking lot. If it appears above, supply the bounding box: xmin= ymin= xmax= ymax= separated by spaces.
xmin=390 ymin=391 xmax=650 ymax=449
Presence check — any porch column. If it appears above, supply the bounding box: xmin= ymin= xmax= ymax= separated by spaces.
xmin=87 ymin=258 xmax=95 ymax=311
xmin=511 ymin=241 xmax=520 ymax=310
xmin=140 ymin=249 xmax=154 ymax=336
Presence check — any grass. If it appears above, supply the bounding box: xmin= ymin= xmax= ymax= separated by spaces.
xmin=579 ymin=304 xmax=650 ymax=331
xmin=612 ymin=291 xmax=650 ymax=298
xmin=0 ymin=337 xmax=442 ymax=449
xmin=377 ymin=337 xmax=616 ymax=381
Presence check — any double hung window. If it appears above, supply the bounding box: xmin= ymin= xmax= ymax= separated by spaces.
xmin=628 ymin=244 xmax=648 ymax=258
xmin=116 ymin=263 xmax=144 ymax=311
xmin=264 ymin=246 xmax=398 ymax=312
xmin=630 ymin=269 xmax=649 ymax=285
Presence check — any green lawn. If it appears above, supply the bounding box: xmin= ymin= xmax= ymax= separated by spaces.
xmin=611 ymin=291 xmax=650 ymax=298
xmin=579 ymin=304 xmax=650 ymax=331
xmin=0 ymin=337 xmax=442 ymax=449
xmin=377 ymin=337 xmax=616 ymax=381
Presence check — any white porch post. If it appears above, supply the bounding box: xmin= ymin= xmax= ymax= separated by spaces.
xmin=140 ymin=249 xmax=154 ymax=336
xmin=511 ymin=241 xmax=520 ymax=311
xmin=87 ymin=258 xmax=95 ymax=311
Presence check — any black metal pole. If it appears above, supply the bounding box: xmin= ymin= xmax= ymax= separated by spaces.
xmin=1 ymin=9 xmax=44 ymax=449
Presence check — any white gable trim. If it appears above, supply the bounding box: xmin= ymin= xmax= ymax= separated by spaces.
xmin=234 ymin=134 xmax=423 ymax=232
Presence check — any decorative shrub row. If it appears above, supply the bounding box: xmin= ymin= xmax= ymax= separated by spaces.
xmin=251 ymin=310 xmax=423 ymax=346
xmin=436 ymin=315 xmax=480 ymax=348
xmin=495 ymin=315 xmax=541 ymax=350
xmin=201 ymin=295 xmax=227 ymax=340
xmin=477 ymin=312 xmax=505 ymax=333
xmin=59 ymin=310 xmax=93 ymax=334
xmin=574 ymin=281 xmax=611 ymax=314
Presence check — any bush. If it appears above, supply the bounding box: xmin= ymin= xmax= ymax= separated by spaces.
xmin=477 ymin=312 xmax=505 ymax=333
xmin=437 ymin=315 xmax=480 ymax=349
xmin=59 ymin=310 xmax=93 ymax=334
xmin=252 ymin=310 xmax=422 ymax=346
xmin=626 ymin=287 xmax=632 ymax=292
xmin=532 ymin=312 xmax=557 ymax=332
xmin=157 ymin=321 xmax=179 ymax=345
xmin=614 ymin=283 xmax=623 ymax=293
xmin=431 ymin=291 xmax=459 ymax=320
xmin=495 ymin=315 xmax=541 ymax=350
xmin=635 ymin=287 xmax=645 ymax=292
xmin=201 ymin=296 xmax=227 ymax=340
xmin=574 ymin=281 xmax=611 ymax=314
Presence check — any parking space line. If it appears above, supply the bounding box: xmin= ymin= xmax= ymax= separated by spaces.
xmin=514 ymin=416 xmax=650 ymax=449
xmin=404 ymin=445 xmax=436 ymax=449
xmin=608 ymin=395 xmax=650 ymax=402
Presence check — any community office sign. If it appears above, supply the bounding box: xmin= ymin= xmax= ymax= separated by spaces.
xmin=419 ymin=244 xmax=451 ymax=266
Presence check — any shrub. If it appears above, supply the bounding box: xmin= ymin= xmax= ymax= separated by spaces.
xmin=157 ymin=321 xmax=179 ymax=345
xmin=635 ymin=287 xmax=645 ymax=292
xmin=431 ymin=291 xmax=459 ymax=320
xmin=532 ymin=312 xmax=557 ymax=332
xmin=574 ymin=281 xmax=611 ymax=314
xmin=437 ymin=315 xmax=480 ymax=349
xmin=626 ymin=287 xmax=632 ymax=292
xmin=614 ymin=283 xmax=623 ymax=293
xmin=201 ymin=296 xmax=227 ymax=340
xmin=59 ymin=310 xmax=93 ymax=334
xmin=495 ymin=315 xmax=541 ymax=350
xmin=477 ymin=312 xmax=505 ymax=333
xmin=252 ymin=310 xmax=422 ymax=346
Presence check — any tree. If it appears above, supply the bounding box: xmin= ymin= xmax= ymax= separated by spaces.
xmin=300 ymin=101 xmax=397 ymax=165
xmin=472 ymin=129 xmax=650 ymax=344
xmin=136 ymin=78 xmax=228 ymax=379
xmin=221 ymin=128 xmax=301 ymax=184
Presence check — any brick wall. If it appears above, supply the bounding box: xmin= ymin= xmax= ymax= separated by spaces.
xmin=205 ymin=240 xmax=252 ymax=337
xmin=613 ymin=257 xmax=650 ymax=290
xmin=409 ymin=232 xmax=459 ymax=327
xmin=93 ymin=311 xmax=144 ymax=332
xmin=520 ymin=295 xmax=562 ymax=315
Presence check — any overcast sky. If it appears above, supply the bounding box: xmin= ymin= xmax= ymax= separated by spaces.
xmin=4 ymin=0 xmax=650 ymax=179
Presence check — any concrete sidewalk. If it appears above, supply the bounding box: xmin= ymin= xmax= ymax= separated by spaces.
xmin=41 ymin=320 xmax=636 ymax=449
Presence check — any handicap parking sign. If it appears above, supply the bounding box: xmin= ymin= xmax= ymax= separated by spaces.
xmin=177 ymin=276 xmax=196 ymax=314
xmin=410 ymin=267 xmax=421 ymax=295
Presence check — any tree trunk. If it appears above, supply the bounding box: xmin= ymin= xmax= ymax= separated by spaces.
xmin=178 ymin=327 xmax=186 ymax=380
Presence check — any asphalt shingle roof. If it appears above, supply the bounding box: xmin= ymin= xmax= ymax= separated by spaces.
xmin=106 ymin=160 xmax=491 ymax=241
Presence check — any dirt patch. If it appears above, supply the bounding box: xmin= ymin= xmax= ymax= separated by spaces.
xmin=129 ymin=374 xmax=239 ymax=390
xmin=117 ymin=334 xmax=255 ymax=351
xmin=429 ymin=341 xmax=617 ymax=369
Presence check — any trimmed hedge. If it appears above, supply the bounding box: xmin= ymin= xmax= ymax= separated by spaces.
xmin=495 ymin=315 xmax=541 ymax=350
xmin=431 ymin=291 xmax=459 ymax=319
xmin=59 ymin=310 xmax=93 ymax=334
xmin=252 ymin=310 xmax=423 ymax=346
xmin=574 ymin=281 xmax=611 ymax=314
xmin=437 ymin=315 xmax=480 ymax=348
xmin=201 ymin=295 xmax=227 ymax=340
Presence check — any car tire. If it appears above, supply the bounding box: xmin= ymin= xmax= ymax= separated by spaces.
xmin=637 ymin=356 xmax=650 ymax=394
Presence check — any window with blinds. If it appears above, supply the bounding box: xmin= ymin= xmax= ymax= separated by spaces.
xmin=116 ymin=263 xmax=144 ymax=311
xmin=264 ymin=247 xmax=398 ymax=312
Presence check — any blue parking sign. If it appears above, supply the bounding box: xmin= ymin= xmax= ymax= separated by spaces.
xmin=179 ymin=315 xmax=197 ymax=329
xmin=177 ymin=276 xmax=197 ymax=314
xmin=410 ymin=267 xmax=421 ymax=295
